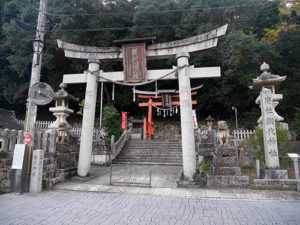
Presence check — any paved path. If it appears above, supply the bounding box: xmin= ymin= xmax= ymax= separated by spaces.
xmin=85 ymin=165 xmax=182 ymax=188
xmin=0 ymin=190 xmax=300 ymax=225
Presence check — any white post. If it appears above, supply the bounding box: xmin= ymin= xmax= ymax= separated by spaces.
xmin=256 ymin=160 xmax=260 ymax=178
xmin=78 ymin=59 xmax=99 ymax=177
xmin=30 ymin=150 xmax=44 ymax=193
xmin=176 ymin=53 xmax=196 ymax=181
xmin=293 ymin=159 xmax=299 ymax=191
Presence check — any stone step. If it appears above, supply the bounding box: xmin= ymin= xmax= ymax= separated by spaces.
xmin=120 ymin=150 xmax=182 ymax=154
xmin=215 ymin=147 xmax=236 ymax=156
xmin=214 ymin=167 xmax=241 ymax=176
xmin=111 ymin=161 xmax=182 ymax=166
xmin=124 ymin=145 xmax=182 ymax=149
xmin=118 ymin=153 xmax=182 ymax=157
xmin=215 ymin=156 xmax=237 ymax=167
xmin=206 ymin=175 xmax=249 ymax=188
xmin=114 ymin=156 xmax=182 ymax=161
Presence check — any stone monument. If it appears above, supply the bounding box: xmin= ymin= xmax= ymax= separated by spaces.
xmin=253 ymin=63 xmax=288 ymax=179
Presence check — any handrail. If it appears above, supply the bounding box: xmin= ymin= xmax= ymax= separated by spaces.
xmin=111 ymin=128 xmax=131 ymax=159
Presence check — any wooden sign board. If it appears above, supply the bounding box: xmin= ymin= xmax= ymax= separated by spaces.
xmin=123 ymin=42 xmax=147 ymax=83
xmin=11 ymin=144 xmax=26 ymax=170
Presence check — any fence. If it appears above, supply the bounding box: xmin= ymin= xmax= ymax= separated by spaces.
xmin=18 ymin=120 xmax=100 ymax=138
xmin=233 ymin=129 xmax=255 ymax=141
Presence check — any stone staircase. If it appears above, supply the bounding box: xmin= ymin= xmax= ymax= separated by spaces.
xmin=112 ymin=139 xmax=183 ymax=165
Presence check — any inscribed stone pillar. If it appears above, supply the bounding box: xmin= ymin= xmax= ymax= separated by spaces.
xmin=260 ymin=88 xmax=280 ymax=169
xmin=78 ymin=59 xmax=99 ymax=176
xmin=30 ymin=150 xmax=44 ymax=193
xmin=176 ymin=53 xmax=196 ymax=180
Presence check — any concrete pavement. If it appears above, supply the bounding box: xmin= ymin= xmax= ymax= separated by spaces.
xmin=0 ymin=190 xmax=300 ymax=225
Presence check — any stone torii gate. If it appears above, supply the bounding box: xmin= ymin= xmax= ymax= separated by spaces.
xmin=57 ymin=24 xmax=228 ymax=180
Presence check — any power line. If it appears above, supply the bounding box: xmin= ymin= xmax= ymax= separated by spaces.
xmin=43 ymin=19 xmax=281 ymax=33
xmin=43 ymin=2 xmax=274 ymax=17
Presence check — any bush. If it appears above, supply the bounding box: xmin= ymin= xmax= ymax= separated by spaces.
xmin=197 ymin=160 xmax=211 ymax=173
xmin=247 ymin=120 xmax=291 ymax=163
xmin=102 ymin=105 xmax=123 ymax=143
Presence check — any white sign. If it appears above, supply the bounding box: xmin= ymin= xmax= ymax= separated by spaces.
xmin=192 ymin=110 xmax=198 ymax=129
xmin=287 ymin=153 xmax=299 ymax=159
xmin=11 ymin=144 xmax=26 ymax=170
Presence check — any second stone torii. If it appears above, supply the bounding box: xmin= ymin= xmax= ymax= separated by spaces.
xmin=57 ymin=24 xmax=228 ymax=180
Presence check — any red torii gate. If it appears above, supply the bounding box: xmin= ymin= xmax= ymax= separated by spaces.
xmin=138 ymin=92 xmax=197 ymax=138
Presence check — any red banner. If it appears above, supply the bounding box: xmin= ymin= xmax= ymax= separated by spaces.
xmin=122 ymin=112 xmax=127 ymax=130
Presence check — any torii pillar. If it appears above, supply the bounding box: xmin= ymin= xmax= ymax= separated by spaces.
xmin=176 ymin=53 xmax=196 ymax=180
xmin=78 ymin=59 xmax=99 ymax=176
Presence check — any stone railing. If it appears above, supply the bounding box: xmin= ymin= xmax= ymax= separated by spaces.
xmin=111 ymin=128 xmax=131 ymax=160
xmin=233 ymin=129 xmax=255 ymax=141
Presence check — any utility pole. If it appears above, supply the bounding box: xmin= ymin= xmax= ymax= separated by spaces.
xmin=22 ymin=0 xmax=47 ymax=191
xmin=25 ymin=0 xmax=47 ymax=142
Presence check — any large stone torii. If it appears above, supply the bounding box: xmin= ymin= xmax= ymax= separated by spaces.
xmin=57 ymin=24 xmax=228 ymax=180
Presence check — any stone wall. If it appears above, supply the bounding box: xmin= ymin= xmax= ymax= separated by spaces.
xmin=0 ymin=129 xmax=23 ymax=192
xmin=0 ymin=128 xmax=79 ymax=192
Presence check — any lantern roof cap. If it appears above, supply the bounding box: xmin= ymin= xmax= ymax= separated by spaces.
xmin=53 ymin=83 xmax=79 ymax=101
xmin=205 ymin=115 xmax=214 ymax=121
xmin=252 ymin=62 xmax=286 ymax=89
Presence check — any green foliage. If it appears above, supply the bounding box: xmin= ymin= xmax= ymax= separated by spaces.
xmin=77 ymin=99 xmax=85 ymax=116
xmin=197 ymin=160 xmax=211 ymax=172
xmin=102 ymin=105 xmax=122 ymax=141
xmin=0 ymin=0 xmax=299 ymax=123
xmin=247 ymin=121 xmax=291 ymax=163
xmin=291 ymin=107 xmax=300 ymax=140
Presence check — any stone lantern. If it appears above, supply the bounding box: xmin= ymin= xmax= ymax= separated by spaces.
xmin=48 ymin=83 xmax=79 ymax=134
xmin=252 ymin=62 xmax=287 ymax=128
xmin=205 ymin=115 xmax=214 ymax=131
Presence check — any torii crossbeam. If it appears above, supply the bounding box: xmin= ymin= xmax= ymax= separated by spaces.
xmin=57 ymin=24 xmax=228 ymax=180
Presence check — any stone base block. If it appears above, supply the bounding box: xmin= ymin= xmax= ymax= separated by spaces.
xmin=197 ymin=146 xmax=215 ymax=156
xmin=254 ymin=179 xmax=298 ymax=190
xmin=264 ymin=169 xmax=288 ymax=179
xmin=297 ymin=180 xmax=300 ymax=192
xmin=214 ymin=167 xmax=241 ymax=176
xmin=91 ymin=154 xmax=110 ymax=165
xmin=215 ymin=156 xmax=237 ymax=167
xmin=206 ymin=175 xmax=249 ymax=188
xmin=216 ymin=147 xmax=236 ymax=156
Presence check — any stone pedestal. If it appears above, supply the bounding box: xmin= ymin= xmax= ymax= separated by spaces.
xmin=264 ymin=169 xmax=288 ymax=179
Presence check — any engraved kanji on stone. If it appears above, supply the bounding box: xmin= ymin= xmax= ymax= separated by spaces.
xmin=266 ymin=117 xmax=275 ymax=125
xmin=265 ymin=107 xmax=273 ymax=115
xmin=267 ymin=127 xmax=276 ymax=136
xmin=264 ymin=96 xmax=272 ymax=105
xmin=267 ymin=137 xmax=277 ymax=147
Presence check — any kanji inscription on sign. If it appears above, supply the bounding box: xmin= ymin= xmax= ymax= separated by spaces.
xmin=123 ymin=43 xmax=147 ymax=83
